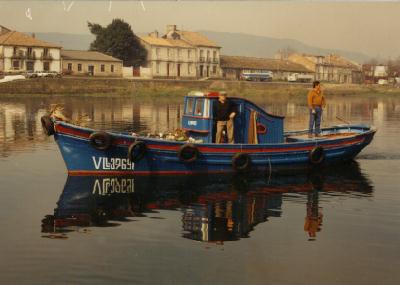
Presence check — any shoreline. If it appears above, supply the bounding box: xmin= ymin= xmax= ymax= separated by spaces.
xmin=0 ymin=77 xmax=399 ymax=98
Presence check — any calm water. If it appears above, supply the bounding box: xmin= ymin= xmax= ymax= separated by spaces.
xmin=0 ymin=94 xmax=399 ymax=285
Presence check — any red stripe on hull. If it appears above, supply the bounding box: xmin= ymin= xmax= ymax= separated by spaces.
xmin=56 ymin=123 xmax=365 ymax=153
xmin=68 ymin=170 xmax=232 ymax=176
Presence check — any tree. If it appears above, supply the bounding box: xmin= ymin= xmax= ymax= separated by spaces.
xmin=88 ymin=19 xmax=147 ymax=67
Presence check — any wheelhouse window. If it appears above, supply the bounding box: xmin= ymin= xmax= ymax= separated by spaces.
xmin=195 ymin=99 xmax=205 ymax=116
xmin=185 ymin=98 xmax=195 ymax=115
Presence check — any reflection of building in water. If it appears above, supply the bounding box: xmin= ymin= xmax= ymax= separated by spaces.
xmin=0 ymin=97 xmax=182 ymax=156
xmin=0 ymin=101 xmax=48 ymax=156
xmin=373 ymin=101 xmax=385 ymax=127
xmin=182 ymin=193 xmax=282 ymax=242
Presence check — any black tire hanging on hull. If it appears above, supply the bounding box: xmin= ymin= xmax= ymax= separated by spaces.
xmin=89 ymin=132 xmax=113 ymax=151
xmin=41 ymin=115 xmax=55 ymax=136
xmin=309 ymin=146 xmax=325 ymax=165
xmin=178 ymin=144 xmax=199 ymax=163
xmin=232 ymin=153 xmax=251 ymax=172
xmin=128 ymin=141 xmax=147 ymax=162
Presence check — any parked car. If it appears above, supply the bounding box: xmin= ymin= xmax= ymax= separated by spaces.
xmin=377 ymin=79 xmax=388 ymax=85
xmin=287 ymin=73 xmax=314 ymax=83
xmin=25 ymin=71 xmax=38 ymax=78
xmin=46 ymin=71 xmax=62 ymax=78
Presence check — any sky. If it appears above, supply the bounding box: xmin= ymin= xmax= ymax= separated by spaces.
xmin=0 ymin=1 xmax=399 ymax=59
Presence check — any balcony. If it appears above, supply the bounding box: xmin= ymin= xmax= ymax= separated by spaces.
xmin=11 ymin=51 xmax=26 ymax=59
xmin=41 ymin=53 xmax=53 ymax=60
xmin=27 ymin=51 xmax=36 ymax=60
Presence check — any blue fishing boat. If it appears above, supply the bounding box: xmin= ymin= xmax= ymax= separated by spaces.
xmin=42 ymin=91 xmax=376 ymax=176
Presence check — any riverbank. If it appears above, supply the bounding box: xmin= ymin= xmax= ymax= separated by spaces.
xmin=0 ymin=77 xmax=399 ymax=98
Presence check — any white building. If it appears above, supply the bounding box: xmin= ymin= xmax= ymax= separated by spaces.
xmin=140 ymin=31 xmax=197 ymax=79
xmin=0 ymin=25 xmax=61 ymax=74
xmin=139 ymin=25 xmax=221 ymax=79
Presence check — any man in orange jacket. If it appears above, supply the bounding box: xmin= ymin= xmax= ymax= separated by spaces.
xmin=307 ymin=81 xmax=326 ymax=137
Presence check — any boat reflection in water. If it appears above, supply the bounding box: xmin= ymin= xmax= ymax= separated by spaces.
xmin=42 ymin=162 xmax=373 ymax=242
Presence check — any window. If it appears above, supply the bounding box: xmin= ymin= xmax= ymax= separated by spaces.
xmin=177 ymin=49 xmax=181 ymax=58
xmin=78 ymin=64 xmax=82 ymax=71
xmin=213 ymin=66 xmax=217 ymax=74
xmin=68 ymin=63 xmax=72 ymax=71
xmin=195 ymin=99 xmax=204 ymax=116
xmin=156 ymin=48 xmax=160 ymax=58
xmin=156 ymin=62 xmax=160 ymax=74
xmin=188 ymin=50 xmax=191 ymax=59
xmin=111 ymin=65 xmax=114 ymax=73
xmin=27 ymin=47 xmax=32 ymax=56
xmin=13 ymin=47 xmax=17 ymax=55
xmin=167 ymin=48 xmax=170 ymax=57
xmin=12 ymin=61 xmax=20 ymax=70
xmin=43 ymin=48 xmax=49 ymax=56
xmin=188 ymin=63 xmax=191 ymax=74
xmin=185 ymin=98 xmax=195 ymax=115
xmin=101 ymin=64 xmax=105 ymax=72
xmin=43 ymin=62 xmax=50 ymax=71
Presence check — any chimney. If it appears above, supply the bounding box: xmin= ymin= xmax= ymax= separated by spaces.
xmin=166 ymin=25 xmax=177 ymax=34
xmin=149 ymin=30 xmax=159 ymax=38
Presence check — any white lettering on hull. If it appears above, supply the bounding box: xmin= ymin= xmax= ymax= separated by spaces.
xmin=92 ymin=156 xmax=135 ymax=170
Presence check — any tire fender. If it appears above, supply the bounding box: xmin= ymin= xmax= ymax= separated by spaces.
xmin=128 ymin=141 xmax=147 ymax=162
xmin=232 ymin=153 xmax=251 ymax=171
xmin=309 ymin=146 xmax=325 ymax=165
xmin=41 ymin=115 xmax=55 ymax=136
xmin=89 ymin=132 xmax=112 ymax=151
xmin=178 ymin=144 xmax=199 ymax=163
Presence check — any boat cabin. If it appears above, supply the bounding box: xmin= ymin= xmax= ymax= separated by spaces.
xmin=181 ymin=91 xmax=284 ymax=144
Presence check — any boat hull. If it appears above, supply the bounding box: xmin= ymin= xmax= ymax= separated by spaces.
xmin=54 ymin=122 xmax=376 ymax=175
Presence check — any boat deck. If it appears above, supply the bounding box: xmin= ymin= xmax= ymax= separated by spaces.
xmin=286 ymin=132 xmax=358 ymax=142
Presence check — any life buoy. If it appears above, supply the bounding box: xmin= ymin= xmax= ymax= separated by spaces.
xmin=178 ymin=144 xmax=199 ymax=163
xmin=309 ymin=146 xmax=325 ymax=165
xmin=41 ymin=115 xmax=55 ymax=136
xmin=89 ymin=132 xmax=112 ymax=150
xmin=128 ymin=141 xmax=146 ymax=162
xmin=232 ymin=153 xmax=251 ymax=171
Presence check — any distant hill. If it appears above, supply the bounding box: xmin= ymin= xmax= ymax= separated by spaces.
xmin=34 ymin=31 xmax=370 ymax=63
xmin=199 ymin=31 xmax=370 ymax=64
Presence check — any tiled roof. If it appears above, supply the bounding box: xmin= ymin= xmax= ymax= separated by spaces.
xmin=0 ymin=30 xmax=61 ymax=48
xmin=177 ymin=31 xmax=220 ymax=48
xmin=325 ymin=54 xmax=360 ymax=69
xmin=61 ymin=50 xmax=122 ymax=62
xmin=139 ymin=36 xmax=193 ymax=48
xmin=220 ymin=55 xmax=313 ymax=73
xmin=288 ymin=53 xmax=360 ymax=70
